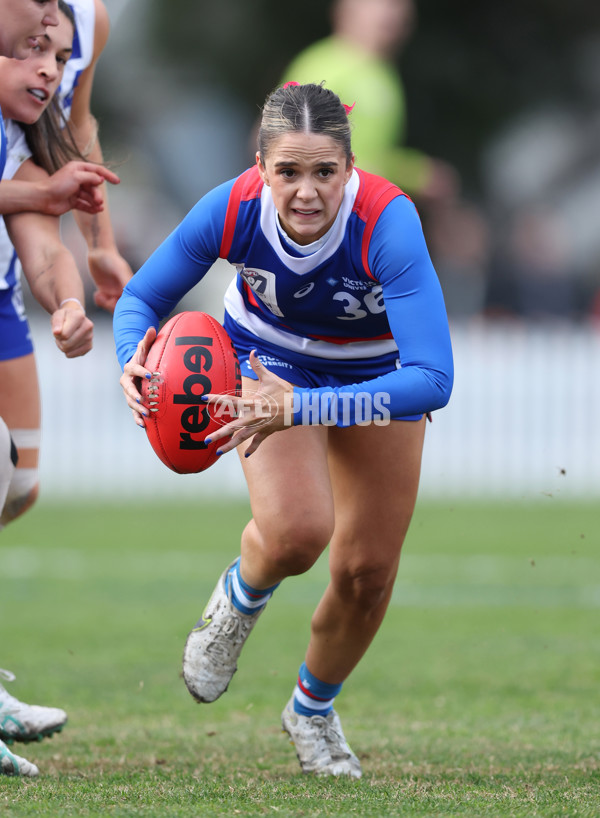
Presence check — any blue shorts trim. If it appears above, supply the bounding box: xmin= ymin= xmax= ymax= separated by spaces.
xmin=0 ymin=283 xmax=34 ymax=361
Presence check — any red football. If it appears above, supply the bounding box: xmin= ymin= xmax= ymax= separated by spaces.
xmin=141 ymin=311 xmax=241 ymax=473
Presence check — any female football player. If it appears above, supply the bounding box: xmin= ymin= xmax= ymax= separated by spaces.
xmin=0 ymin=0 xmax=42 ymax=618
xmin=0 ymin=1 xmax=74 ymax=779
xmin=0 ymin=0 xmax=59 ymax=61
xmin=0 ymin=0 xmax=128 ymax=528
xmin=0 ymin=3 xmax=119 ymax=224
xmin=0 ymin=0 xmax=126 ymax=778
xmin=114 ymin=82 xmax=453 ymax=779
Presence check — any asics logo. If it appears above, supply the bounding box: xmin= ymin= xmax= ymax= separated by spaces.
xmin=294 ymin=283 xmax=315 ymax=299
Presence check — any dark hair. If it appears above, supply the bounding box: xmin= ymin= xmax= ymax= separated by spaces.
xmin=19 ymin=1 xmax=88 ymax=174
xmin=57 ymin=0 xmax=75 ymax=28
xmin=258 ymin=82 xmax=353 ymax=165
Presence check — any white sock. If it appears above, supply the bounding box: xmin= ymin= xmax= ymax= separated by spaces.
xmin=0 ymin=418 xmax=16 ymax=516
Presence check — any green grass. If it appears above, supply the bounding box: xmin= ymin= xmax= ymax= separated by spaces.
xmin=0 ymin=498 xmax=599 ymax=816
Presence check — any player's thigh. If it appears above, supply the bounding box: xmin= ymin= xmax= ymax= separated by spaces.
xmin=328 ymin=416 xmax=426 ymax=572
xmin=0 ymin=354 xmax=40 ymax=469
xmin=239 ymin=380 xmax=334 ymax=551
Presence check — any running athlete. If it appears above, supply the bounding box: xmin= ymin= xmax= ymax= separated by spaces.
xmin=0 ymin=2 xmax=107 ymax=777
xmin=114 ymin=83 xmax=453 ymax=779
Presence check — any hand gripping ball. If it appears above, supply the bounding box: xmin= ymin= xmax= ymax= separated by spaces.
xmin=140 ymin=311 xmax=242 ymax=473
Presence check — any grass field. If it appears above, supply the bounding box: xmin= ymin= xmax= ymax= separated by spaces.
xmin=0 ymin=498 xmax=598 ymax=817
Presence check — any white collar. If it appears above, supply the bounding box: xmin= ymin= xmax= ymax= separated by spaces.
xmin=276 ymin=213 xmax=336 ymax=256
xmin=259 ymin=169 xmax=360 ymax=274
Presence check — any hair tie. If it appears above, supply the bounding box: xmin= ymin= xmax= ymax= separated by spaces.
xmin=282 ymin=81 xmax=355 ymax=115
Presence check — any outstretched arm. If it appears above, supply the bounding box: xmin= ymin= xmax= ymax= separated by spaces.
xmin=0 ymin=160 xmax=120 ymax=217
xmin=68 ymin=0 xmax=133 ymax=313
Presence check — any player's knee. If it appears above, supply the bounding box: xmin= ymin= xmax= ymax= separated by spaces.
xmin=0 ymin=469 xmax=40 ymax=527
xmin=331 ymin=560 xmax=396 ymax=611
xmin=264 ymin=515 xmax=334 ymax=576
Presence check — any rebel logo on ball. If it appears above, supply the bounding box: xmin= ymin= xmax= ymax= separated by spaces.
xmin=142 ymin=312 xmax=241 ymax=474
xmin=173 ymin=336 xmax=216 ymax=451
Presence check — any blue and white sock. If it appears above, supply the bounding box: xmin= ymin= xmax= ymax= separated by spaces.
xmin=225 ymin=557 xmax=279 ymax=616
xmin=293 ymin=662 xmax=343 ymax=718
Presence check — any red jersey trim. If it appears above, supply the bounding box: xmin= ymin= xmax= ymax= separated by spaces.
xmin=221 ymin=166 xmax=411 ymax=287
xmin=219 ymin=166 xmax=263 ymax=258
xmin=241 ymin=280 xmax=261 ymax=310
xmin=307 ymin=330 xmax=394 ymax=344
xmin=353 ymin=169 xmax=410 ymax=282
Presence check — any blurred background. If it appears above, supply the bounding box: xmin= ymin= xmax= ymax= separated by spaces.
xmin=27 ymin=0 xmax=600 ymax=501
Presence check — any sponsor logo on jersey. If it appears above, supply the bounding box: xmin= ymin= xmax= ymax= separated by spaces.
xmin=293 ymin=283 xmax=315 ymax=299
xmin=341 ymin=276 xmax=374 ymax=292
xmin=238 ymin=266 xmax=284 ymax=317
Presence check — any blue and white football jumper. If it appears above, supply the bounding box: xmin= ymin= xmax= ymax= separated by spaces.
xmin=0 ymin=0 xmax=95 ymax=360
xmin=0 ymin=115 xmax=6 ymax=179
xmin=114 ymin=166 xmax=454 ymax=427
xmin=0 ymin=121 xmax=35 ymax=359
xmin=59 ymin=0 xmax=96 ymax=120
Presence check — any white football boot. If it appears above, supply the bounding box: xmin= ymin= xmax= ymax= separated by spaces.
xmin=0 ymin=669 xmax=67 ymax=744
xmin=281 ymin=697 xmax=362 ymax=778
xmin=0 ymin=737 xmax=39 ymax=777
xmin=182 ymin=561 xmax=265 ymax=702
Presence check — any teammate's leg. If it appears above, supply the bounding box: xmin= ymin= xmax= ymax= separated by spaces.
xmin=0 ymin=737 xmax=39 ymax=777
xmin=0 ymin=354 xmax=41 ymax=528
xmin=0 ymin=354 xmax=67 ymax=773
xmin=0 ymin=668 xmax=67 ymax=745
xmin=0 ymin=417 xmax=17 ymax=514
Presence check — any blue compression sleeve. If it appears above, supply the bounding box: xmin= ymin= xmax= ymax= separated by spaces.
xmin=113 ymin=179 xmax=235 ymax=369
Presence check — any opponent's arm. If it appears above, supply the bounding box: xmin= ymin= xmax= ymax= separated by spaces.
xmin=0 ymin=160 xmax=120 ymax=216
xmin=68 ymin=0 xmax=133 ymax=313
xmin=5 ymin=160 xmax=94 ymax=358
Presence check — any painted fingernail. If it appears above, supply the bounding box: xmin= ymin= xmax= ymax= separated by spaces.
xmin=200 ymin=395 xmax=208 ymax=402
xmin=205 ymin=438 xmax=212 ymax=445
xmin=216 ymin=449 xmax=223 ymax=456
xmin=145 ymin=373 xmax=152 ymax=380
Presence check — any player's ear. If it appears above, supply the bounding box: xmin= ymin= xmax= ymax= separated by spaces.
xmin=344 ymin=153 xmax=355 ymax=185
xmin=256 ymin=152 xmax=269 ymax=186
